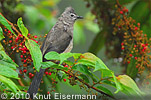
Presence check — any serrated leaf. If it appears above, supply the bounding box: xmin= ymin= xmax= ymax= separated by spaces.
xmin=0 ymin=14 xmax=16 ymax=36
xmin=25 ymin=39 xmax=42 ymax=72
xmin=0 ymin=64 xmax=19 ymax=79
xmin=0 ymin=75 xmax=20 ymax=93
xmin=96 ymin=86 xmax=114 ymax=97
xmin=45 ymin=51 xmax=60 ymax=60
xmin=17 ymin=17 xmax=28 ymax=38
xmin=0 ymin=27 xmax=5 ymax=40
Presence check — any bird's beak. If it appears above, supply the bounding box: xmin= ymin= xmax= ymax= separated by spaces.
xmin=77 ymin=16 xmax=83 ymax=19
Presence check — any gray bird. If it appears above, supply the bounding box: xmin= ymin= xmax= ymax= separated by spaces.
xmin=27 ymin=7 xmax=83 ymax=98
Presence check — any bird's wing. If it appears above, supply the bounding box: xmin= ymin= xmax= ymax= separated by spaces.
xmin=41 ymin=25 xmax=72 ymax=57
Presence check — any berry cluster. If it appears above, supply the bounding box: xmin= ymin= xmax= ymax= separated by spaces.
xmin=113 ymin=5 xmax=151 ymax=80
xmin=2 ymin=28 xmax=40 ymax=78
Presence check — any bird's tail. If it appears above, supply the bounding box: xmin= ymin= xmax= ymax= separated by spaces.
xmin=27 ymin=68 xmax=45 ymax=99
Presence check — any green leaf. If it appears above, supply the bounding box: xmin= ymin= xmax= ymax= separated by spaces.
xmin=0 ymin=27 xmax=5 ymax=40
xmin=0 ymin=60 xmax=16 ymax=69
xmin=25 ymin=39 xmax=42 ymax=72
xmin=117 ymin=75 xmax=143 ymax=96
xmin=0 ymin=43 xmax=18 ymax=67
xmin=112 ymin=72 xmax=122 ymax=93
xmin=72 ymin=64 xmax=96 ymax=82
xmin=81 ymin=52 xmax=108 ymax=70
xmin=72 ymin=53 xmax=81 ymax=59
xmin=45 ymin=51 xmax=60 ymax=60
xmin=17 ymin=17 xmax=28 ymax=38
xmin=79 ymin=74 xmax=89 ymax=83
xmin=0 ymin=75 xmax=20 ymax=93
xmin=41 ymin=61 xmax=57 ymax=69
xmin=102 ymin=80 xmax=116 ymax=88
xmin=93 ymin=61 xmax=109 ymax=72
xmin=72 ymin=64 xmax=91 ymax=76
xmin=0 ymin=64 xmax=19 ymax=79
xmin=60 ymin=52 xmax=73 ymax=64
xmin=41 ymin=62 xmax=68 ymax=71
xmin=76 ymin=59 xmax=95 ymax=67
xmin=96 ymin=86 xmax=113 ymax=97
xmin=0 ymin=15 xmax=16 ymax=36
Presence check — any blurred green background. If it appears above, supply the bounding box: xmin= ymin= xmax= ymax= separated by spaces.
xmin=1 ymin=0 xmax=151 ymax=99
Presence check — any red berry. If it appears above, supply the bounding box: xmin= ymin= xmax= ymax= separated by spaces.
xmin=23 ymin=69 xmax=27 ymax=73
xmin=144 ymin=47 xmax=147 ymax=50
xmin=29 ymin=73 xmax=32 ymax=76
xmin=63 ymin=79 xmax=66 ymax=82
xmin=19 ymin=47 xmax=22 ymax=50
xmin=134 ymin=57 xmax=137 ymax=60
xmin=121 ymin=43 xmax=124 ymax=46
xmin=20 ymin=55 xmax=23 ymax=58
xmin=137 ymin=23 xmax=140 ymax=26
xmin=24 ymin=60 xmax=26 ymax=63
xmin=125 ymin=9 xmax=128 ymax=12
xmin=45 ymin=72 xmax=48 ymax=75
xmin=142 ymin=49 xmax=145 ymax=52
xmin=34 ymin=35 xmax=37 ymax=38
xmin=136 ymin=66 xmax=138 ymax=68
xmin=31 ymin=74 xmax=34 ymax=77
xmin=47 ymin=91 xmax=50 ymax=94
xmin=11 ymin=46 xmax=14 ymax=49
xmin=145 ymin=43 xmax=148 ymax=46
xmin=121 ymin=47 xmax=124 ymax=50
xmin=120 ymin=11 xmax=123 ymax=14
xmin=127 ymin=61 xmax=130 ymax=64
xmin=16 ymin=37 xmax=19 ymax=42
xmin=8 ymin=30 xmax=11 ymax=33
xmin=29 ymin=75 xmax=32 ymax=78
xmin=21 ymin=59 xmax=24 ymax=62
xmin=35 ymin=41 xmax=38 ymax=43
xmin=135 ymin=27 xmax=138 ymax=30
xmin=69 ymin=76 xmax=72 ymax=78
xmin=64 ymin=65 xmax=68 ymax=67
xmin=19 ymin=34 xmax=22 ymax=37
xmin=49 ymin=72 xmax=52 ymax=76
xmin=9 ymin=40 xmax=12 ymax=43
xmin=129 ymin=54 xmax=132 ymax=57
xmin=142 ymin=44 xmax=145 ymax=47
xmin=134 ymin=45 xmax=137 ymax=48
xmin=23 ymin=50 xmax=26 ymax=53
xmin=28 ymin=33 xmax=31 ymax=36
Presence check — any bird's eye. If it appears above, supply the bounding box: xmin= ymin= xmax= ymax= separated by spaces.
xmin=70 ymin=14 xmax=75 ymax=17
